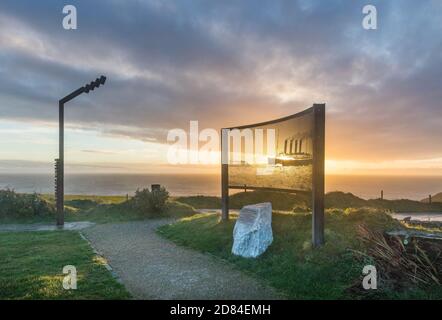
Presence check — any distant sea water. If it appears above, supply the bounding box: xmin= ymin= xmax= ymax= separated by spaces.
xmin=0 ymin=173 xmax=442 ymax=200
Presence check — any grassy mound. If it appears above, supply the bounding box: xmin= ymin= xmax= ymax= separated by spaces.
xmin=158 ymin=208 xmax=442 ymax=299
xmin=176 ymin=191 xmax=309 ymax=211
xmin=1 ymin=188 xmax=196 ymax=224
xmin=59 ymin=188 xmax=196 ymax=223
xmin=174 ymin=195 xmax=221 ymax=209
xmin=42 ymin=194 xmax=127 ymax=204
xmin=177 ymin=190 xmax=442 ymax=212
xmin=327 ymin=192 xmax=442 ymax=212
xmin=67 ymin=200 xmax=195 ymax=223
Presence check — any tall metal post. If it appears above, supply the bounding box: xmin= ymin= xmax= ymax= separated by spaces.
xmin=55 ymin=76 xmax=106 ymax=227
xmin=312 ymin=103 xmax=325 ymax=247
xmin=57 ymin=101 xmax=64 ymax=226
xmin=221 ymin=128 xmax=229 ymax=221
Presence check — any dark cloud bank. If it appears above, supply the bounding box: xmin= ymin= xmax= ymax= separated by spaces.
xmin=0 ymin=0 xmax=441 ymax=161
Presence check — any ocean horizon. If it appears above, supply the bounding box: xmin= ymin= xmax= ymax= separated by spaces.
xmin=1 ymin=173 xmax=441 ymax=201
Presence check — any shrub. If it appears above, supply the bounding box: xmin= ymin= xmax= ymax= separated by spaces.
xmin=0 ymin=188 xmax=55 ymax=218
xmin=130 ymin=187 xmax=169 ymax=215
xmin=149 ymin=186 xmax=169 ymax=212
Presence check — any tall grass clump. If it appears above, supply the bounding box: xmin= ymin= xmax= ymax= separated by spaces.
xmin=355 ymin=224 xmax=441 ymax=289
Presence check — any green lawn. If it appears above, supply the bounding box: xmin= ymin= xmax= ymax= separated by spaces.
xmin=0 ymin=198 xmax=196 ymax=225
xmin=0 ymin=231 xmax=131 ymax=299
xmin=0 ymin=192 xmax=195 ymax=300
xmin=158 ymin=209 xmax=442 ymax=299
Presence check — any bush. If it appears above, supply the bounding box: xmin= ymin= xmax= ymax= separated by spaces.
xmin=0 ymin=188 xmax=55 ymax=218
xmin=130 ymin=187 xmax=169 ymax=215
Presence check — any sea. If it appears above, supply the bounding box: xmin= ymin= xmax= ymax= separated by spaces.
xmin=0 ymin=173 xmax=442 ymax=201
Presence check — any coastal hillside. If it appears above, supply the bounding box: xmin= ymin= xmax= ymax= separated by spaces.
xmin=421 ymin=192 xmax=442 ymax=203
xmin=176 ymin=191 xmax=442 ymax=213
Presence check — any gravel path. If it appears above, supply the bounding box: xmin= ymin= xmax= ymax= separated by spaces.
xmin=82 ymin=219 xmax=283 ymax=300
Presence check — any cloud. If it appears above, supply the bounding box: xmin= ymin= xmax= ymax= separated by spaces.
xmin=0 ymin=0 xmax=441 ymax=162
xmin=81 ymin=149 xmax=117 ymax=155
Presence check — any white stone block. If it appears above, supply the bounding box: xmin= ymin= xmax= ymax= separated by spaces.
xmin=232 ymin=202 xmax=273 ymax=258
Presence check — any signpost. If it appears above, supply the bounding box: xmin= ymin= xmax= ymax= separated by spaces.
xmin=56 ymin=76 xmax=107 ymax=226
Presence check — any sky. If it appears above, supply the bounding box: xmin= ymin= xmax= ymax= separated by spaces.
xmin=0 ymin=0 xmax=441 ymax=175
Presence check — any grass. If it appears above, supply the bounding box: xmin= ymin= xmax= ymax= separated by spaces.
xmin=158 ymin=208 xmax=442 ymax=299
xmin=3 ymin=190 xmax=441 ymax=225
xmin=176 ymin=191 xmax=442 ymax=212
xmin=0 ymin=192 xmax=196 ymax=300
xmin=64 ymin=200 xmax=195 ymax=224
xmin=41 ymin=194 xmax=128 ymax=204
xmin=175 ymin=191 xmax=308 ymax=211
xmin=0 ymin=215 xmax=54 ymax=224
xmin=0 ymin=231 xmax=131 ymax=299
xmin=0 ymin=193 xmax=196 ymax=225
xmin=403 ymin=221 xmax=442 ymax=234
xmin=173 ymin=195 xmax=221 ymax=210
xmin=2 ymin=190 xmax=440 ymax=300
